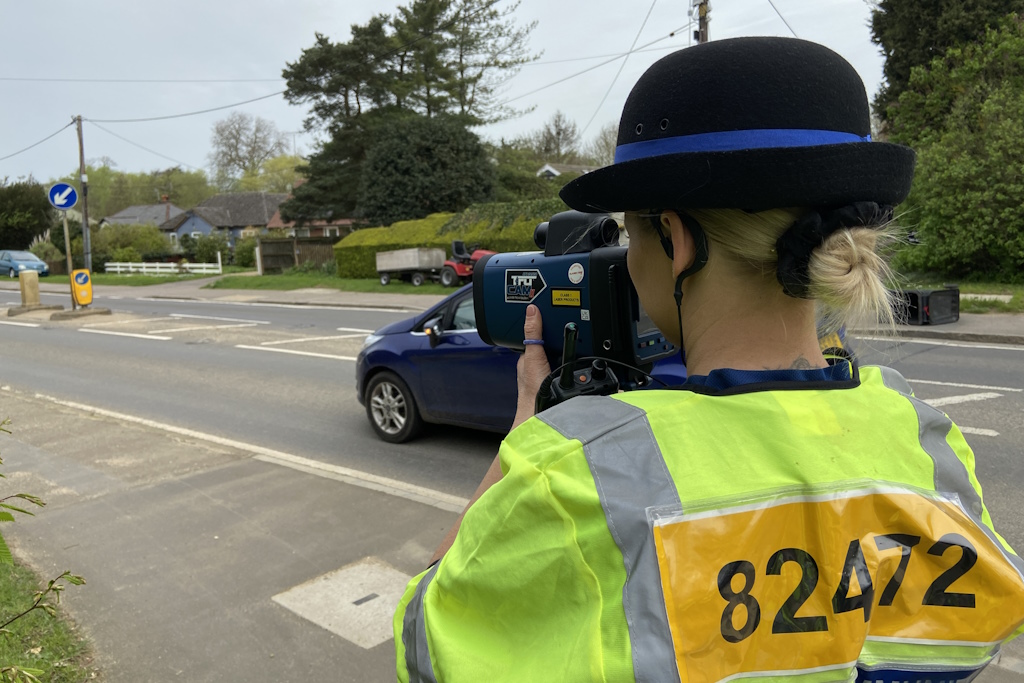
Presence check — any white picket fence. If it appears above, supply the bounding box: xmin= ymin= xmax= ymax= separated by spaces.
xmin=105 ymin=252 xmax=223 ymax=276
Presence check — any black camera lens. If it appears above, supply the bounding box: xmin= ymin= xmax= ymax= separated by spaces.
xmin=534 ymin=221 xmax=549 ymax=249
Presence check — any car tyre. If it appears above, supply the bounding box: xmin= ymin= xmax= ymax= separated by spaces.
xmin=440 ymin=266 xmax=458 ymax=287
xmin=366 ymin=372 xmax=423 ymax=443
xmin=380 ymin=272 xmax=391 ymax=286
xmin=8 ymin=269 xmax=15 ymax=278
xmin=411 ymin=272 xmax=425 ymax=287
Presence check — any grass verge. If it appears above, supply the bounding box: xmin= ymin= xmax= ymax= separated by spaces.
xmin=0 ymin=563 xmax=95 ymax=681
xmin=207 ymin=273 xmax=452 ymax=295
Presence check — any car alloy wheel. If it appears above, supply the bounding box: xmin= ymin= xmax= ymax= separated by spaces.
xmin=365 ymin=371 xmax=423 ymax=443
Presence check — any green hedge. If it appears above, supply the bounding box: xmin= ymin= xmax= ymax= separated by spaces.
xmin=334 ymin=199 xmax=568 ymax=278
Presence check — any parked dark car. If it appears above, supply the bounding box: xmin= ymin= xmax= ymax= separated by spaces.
xmin=0 ymin=250 xmax=49 ymax=278
xmin=355 ymin=284 xmax=690 ymax=443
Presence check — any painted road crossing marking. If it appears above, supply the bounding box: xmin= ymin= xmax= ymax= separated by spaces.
xmin=0 ymin=320 xmax=41 ymax=328
xmin=909 ymin=379 xmax=1023 ymax=393
xmin=259 ymin=334 xmax=366 ymax=346
xmin=79 ymin=329 xmax=171 ymax=341
xmin=272 ymin=558 xmax=411 ymax=649
xmin=856 ymin=336 xmax=1024 ymax=352
xmin=151 ymin=323 xmax=259 ymax=334
xmin=961 ymin=427 xmax=1000 ymax=437
xmin=924 ymin=392 xmax=1003 ymax=407
xmin=168 ymin=313 xmax=270 ymax=324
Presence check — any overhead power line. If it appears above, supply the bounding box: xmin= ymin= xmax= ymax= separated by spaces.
xmin=767 ymin=0 xmax=799 ymax=38
xmin=0 ymin=121 xmax=75 ymax=162
xmin=86 ymin=90 xmax=286 ymax=124
xmin=580 ymin=0 xmax=662 ymax=137
xmin=0 ymin=77 xmax=285 ymax=84
xmin=86 ymin=121 xmax=201 ymax=170
xmin=504 ymin=22 xmax=693 ymax=105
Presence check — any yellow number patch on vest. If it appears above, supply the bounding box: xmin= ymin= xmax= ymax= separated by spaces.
xmin=650 ymin=487 xmax=1024 ymax=683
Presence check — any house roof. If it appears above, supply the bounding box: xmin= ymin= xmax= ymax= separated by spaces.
xmin=536 ymin=162 xmax=599 ymax=178
xmin=194 ymin=192 xmax=289 ymax=228
xmin=103 ymin=203 xmax=185 ymax=226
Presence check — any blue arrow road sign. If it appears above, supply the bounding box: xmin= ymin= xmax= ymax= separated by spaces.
xmin=48 ymin=183 xmax=79 ymax=210
xmin=75 ymin=272 xmax=90 ymax=285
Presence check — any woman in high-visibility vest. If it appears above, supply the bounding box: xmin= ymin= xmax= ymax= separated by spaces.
xmin=396 ymin=36 xmax=1024 ymax=683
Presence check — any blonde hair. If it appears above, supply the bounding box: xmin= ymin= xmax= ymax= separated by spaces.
xmin=686 ymin=207 xmax=900 ymax=333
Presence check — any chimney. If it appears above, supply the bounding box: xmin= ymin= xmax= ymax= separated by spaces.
xmin=162 ymin=194 xmax=170 ymax=222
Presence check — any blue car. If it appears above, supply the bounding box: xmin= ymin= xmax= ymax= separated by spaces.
xmin=0 ymin=250 xmax=49 ymax=278
xmin=356 ymin=284 xmax=688 ymax=443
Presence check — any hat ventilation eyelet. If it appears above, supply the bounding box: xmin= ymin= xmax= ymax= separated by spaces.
xmin=635 ymin=123 xmax=643 ymax=135
xmin=660 ymin=118 xmax=669 ymax=130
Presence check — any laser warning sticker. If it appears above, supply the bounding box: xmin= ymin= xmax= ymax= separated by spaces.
xmin=551 ymin=289 xmax=581 ymax=307
xmin=505 ymin=269 xmax=546 ymax=304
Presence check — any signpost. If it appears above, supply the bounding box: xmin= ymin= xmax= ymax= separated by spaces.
xmin=48 ymin=182 xmax=83 ymax=310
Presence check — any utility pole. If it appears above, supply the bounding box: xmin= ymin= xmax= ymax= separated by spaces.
xmin=694 ymin=0 xmax=710 ymax=43
xmin=75 ymin=115 xmax=92 ymax=271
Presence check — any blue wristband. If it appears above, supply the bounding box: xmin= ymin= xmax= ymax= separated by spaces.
xmin=523 ymin=339 xmax=544 ymax=345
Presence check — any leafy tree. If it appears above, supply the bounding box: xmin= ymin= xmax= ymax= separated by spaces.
xmin=281 ymin=0 xmax=536 ymax=221
xmin=237 ymin=154 xmax=308 ymax=193
xmin=488 ymin=141 xmax=563 ymax=202
xmin=233 ymin=237 xmax=258 ymax=268
xmin=194 ymin=233 xmax=229 ymax=264
xmin=583 ymin=121 xmax=617 ymax=167
xmin=28 ymin=241 xmax=62 ymax=264
xmin=526 ymin=111 xmax=582 ymax=162
xmin=870 ymin=0 xmax=1024 ymax=121
xmin=357 ymin=115 xmax=494 ymax=225
xmin=53 ymin=164 xmax=215 ymax=220
xmin=890 ymin=15 xmax=1024 ymax=280
xmin=0 ymin=179 xmax=54 ymax=249
xmin=178 ymin=234 xmax=198 ymax=261
xmin=90 ymin=223 xmax=172 ymax=271
xmin=209 ymin=113 xmax=289 ymax=190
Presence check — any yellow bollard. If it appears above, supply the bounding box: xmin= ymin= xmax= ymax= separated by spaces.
xmin=18 ymin=271 xmax=41 ymax=307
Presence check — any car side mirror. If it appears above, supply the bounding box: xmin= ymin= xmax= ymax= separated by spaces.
xmin=424 ymin=317 xmax=444 ymax=348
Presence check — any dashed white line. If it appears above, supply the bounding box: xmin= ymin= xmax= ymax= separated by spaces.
xmin=150 ymin=323 xmax=258 ymax=334
xmin=261 ymin=334 xmax=366 ymax=346
xmin=235 ymin=345 xmax=357 ymax=361
xmin=29 ymin=392 xmax=466 ymax=513
xmin=169 ymin=313 xmax=269 ymax=324
xmin=908 ymin=379 xmax=1023 ymax=393
xmin=960 ymin=427 xmax=1000 ymax=437
xmin=0 ymin=320 xmax=40 ymax=328
xmin=923 ymin=392 xmax=1002 ymax=407
xmin=857 ymin=336 xmax=1024 ymax=351
xmin=82 ymin=317 xmax=170 ymax=327
xmin=337 ymin=327 xmax=376 ymax=333
xmin=138 ymin=298 xmax=412 ymax=313
xmin=79 ymin=329 xmax=171 ymax=341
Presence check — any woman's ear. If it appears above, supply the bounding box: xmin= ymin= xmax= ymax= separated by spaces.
xmin=660 ymin=210 xmax=697 ymax=277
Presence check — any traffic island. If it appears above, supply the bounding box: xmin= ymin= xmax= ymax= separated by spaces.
xmin=50 ymin=307 xmax=112 ymax=321
xmin=7 ymin=303 xmax=65 ymax=317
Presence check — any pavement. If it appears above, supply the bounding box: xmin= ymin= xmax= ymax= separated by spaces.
xmin=1 ymin=275 xmax=1023 ymax=682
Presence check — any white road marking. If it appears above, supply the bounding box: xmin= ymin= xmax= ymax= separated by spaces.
xmin=0 ymin=320 xmax=40 ymax=328
xmin=137 ymin=297 xmax=412 ymax=313
xmin=29 ymin=393 xmax=467 ymax=513
xmin=235 ymin=344 xmax=358 ymax=361
xmin=337 ymin=327 xmax=376 ymax=333
xmin=960 ymin=427 xmax=1000 ymax=437
xmin=260 ymin=334 xmax=365 ymax=346
xmin=150 ymin=323 xmax=259 ymax=334
xmin=857 ymin=336 xmax=1024 ymax=351
xmin=909 ymin=379 xmax=1023 ymax=393
xmin=169 ymin=313 xmax=269 ymax=324
xmin=82 ymin=317 xmax=171 ymax=327
xmin=79 ymin=329 xmax=171 ymax=341
xmin=923 ymin=392 xmax=1002 ymax=407
xmin=272 ymin=558 xmax=411 ymax=649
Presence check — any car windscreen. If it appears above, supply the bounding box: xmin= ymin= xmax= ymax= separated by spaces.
xmin=9 ymin=251 xmax=41 ymax=261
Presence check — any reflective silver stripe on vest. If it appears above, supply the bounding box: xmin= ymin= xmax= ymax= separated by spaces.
xmin=402 ymin=563 xmax=439 ymax=683
xmin=879 ymin=366 xmax=1024 ymax=576
xmin=539 ymin=396 xmax=681 ymax=683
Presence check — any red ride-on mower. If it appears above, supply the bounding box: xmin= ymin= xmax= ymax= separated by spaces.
xmin=440 ymin=240 xmax=496 ymax=287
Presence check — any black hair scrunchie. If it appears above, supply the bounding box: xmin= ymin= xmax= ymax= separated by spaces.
xmin=775 ymin=202 xmax=893 ymax=299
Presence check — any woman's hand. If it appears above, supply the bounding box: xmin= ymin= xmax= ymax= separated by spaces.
xmin=512 ymin=304 xmax=552 ymax=429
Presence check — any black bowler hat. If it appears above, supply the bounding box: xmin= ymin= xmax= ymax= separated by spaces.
xmin=559 ymin=37 xmax=915 ymax=213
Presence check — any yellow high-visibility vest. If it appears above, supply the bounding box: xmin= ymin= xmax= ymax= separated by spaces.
xmin=395 ymin=365 xmax=1024 ymax=683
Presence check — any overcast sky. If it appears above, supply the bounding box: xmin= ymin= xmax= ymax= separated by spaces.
xmin=0 ymin=0 xmax=883 ymax=187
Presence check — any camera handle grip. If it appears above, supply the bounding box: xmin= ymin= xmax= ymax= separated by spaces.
xmin=558 ymin=323 xmax=579 ymax=390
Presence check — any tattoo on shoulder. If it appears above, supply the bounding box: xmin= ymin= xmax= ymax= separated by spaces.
xmin=789 ymin=356 xmax=815 ymax=370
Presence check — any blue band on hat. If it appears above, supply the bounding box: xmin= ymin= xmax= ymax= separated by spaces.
xmin=614 ymin=129 xmax=871 ymax=163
